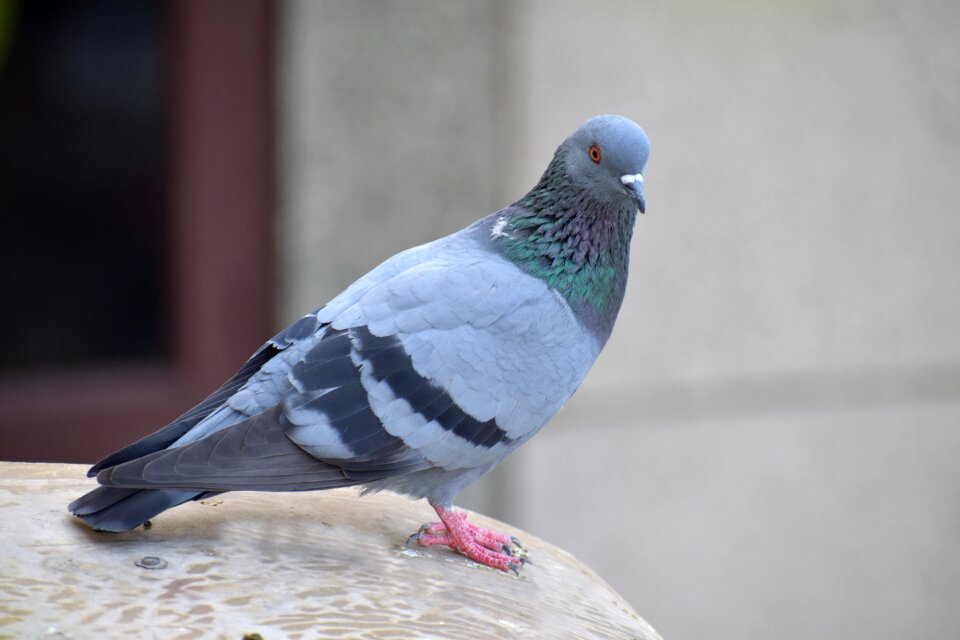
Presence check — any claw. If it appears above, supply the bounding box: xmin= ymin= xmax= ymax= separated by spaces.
xmin=510 ymin=535 xmax=523 ymax=548
xmin=507 ymin=562 xmax=520 ymax=576
xmin=501 ymin=543 xmax=514 ymax=556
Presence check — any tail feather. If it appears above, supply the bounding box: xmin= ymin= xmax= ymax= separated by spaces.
xmin=68 ymin=486 xmax=203 ymax=532
xmin=69 ymin=485 xmax=142 ymax=516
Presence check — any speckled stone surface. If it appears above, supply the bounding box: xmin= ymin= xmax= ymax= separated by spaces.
xmin=0 ymin=462 xmax=660 ymax=639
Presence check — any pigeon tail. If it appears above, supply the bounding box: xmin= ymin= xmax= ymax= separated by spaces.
xmin=68 ymin=486 xmax=206 ymax=532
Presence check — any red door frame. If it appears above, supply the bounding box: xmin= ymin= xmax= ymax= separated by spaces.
xmin=0 ymin=0 xmax=274 ymax=463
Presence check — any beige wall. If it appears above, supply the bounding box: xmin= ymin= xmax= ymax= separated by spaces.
xmin=277 ymin=1 xmax=960 ymax=638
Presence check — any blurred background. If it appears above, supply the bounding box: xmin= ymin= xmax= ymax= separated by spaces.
xmin=1 ymin=1 xmax=958 ymax=638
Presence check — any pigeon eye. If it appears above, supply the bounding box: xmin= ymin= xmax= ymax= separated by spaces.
xmin=589 ymin=144 xmax=601 ymax=163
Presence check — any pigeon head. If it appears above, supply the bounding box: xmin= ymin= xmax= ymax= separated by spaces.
xmin=561 ymin=114 xmax=650 ymax=213
xmin=491 ymin=114 xmax=651 ymax=343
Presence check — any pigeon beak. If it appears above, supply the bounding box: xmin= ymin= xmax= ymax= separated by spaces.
xmin=620 ymin=173 xmax=646 ymax=214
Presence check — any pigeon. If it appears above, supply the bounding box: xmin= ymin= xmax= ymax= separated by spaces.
xmin=69 ymin=114 xmax=650 ymax=574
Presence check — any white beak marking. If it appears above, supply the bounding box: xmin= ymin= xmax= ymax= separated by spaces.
xmin=620 ymin=173 xmax=644 ymax=186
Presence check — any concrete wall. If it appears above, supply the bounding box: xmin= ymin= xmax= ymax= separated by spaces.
xmin=277 ymin=1 xmax=960 ymax=638
xmin=276 ymin=0 xmax=514 ymax=322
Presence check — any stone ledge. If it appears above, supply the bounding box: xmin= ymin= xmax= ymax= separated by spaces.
xmin=0 ymin=462 xmax=660 ymax=639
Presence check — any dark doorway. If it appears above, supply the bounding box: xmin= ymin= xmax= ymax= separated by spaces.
xmin=0 ymin=0 xmax=274 ymax=463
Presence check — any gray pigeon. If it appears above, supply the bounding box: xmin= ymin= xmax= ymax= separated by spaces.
xmin=69 ymin=114 xmax=650 ymax=574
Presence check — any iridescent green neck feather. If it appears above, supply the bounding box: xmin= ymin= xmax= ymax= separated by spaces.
xmin=491 ymin=155 xmax=638 ymax=343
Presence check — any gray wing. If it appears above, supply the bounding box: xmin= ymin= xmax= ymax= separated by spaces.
xmin=94 ymin=324 xmax=506 ymax=492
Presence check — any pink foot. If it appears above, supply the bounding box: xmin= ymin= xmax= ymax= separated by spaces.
xmin=409 ymin=503 xmax=527 ymax=574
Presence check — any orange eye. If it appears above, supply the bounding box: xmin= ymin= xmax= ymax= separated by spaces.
xmin=589 ymin=144 xmax=601 ymax=163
